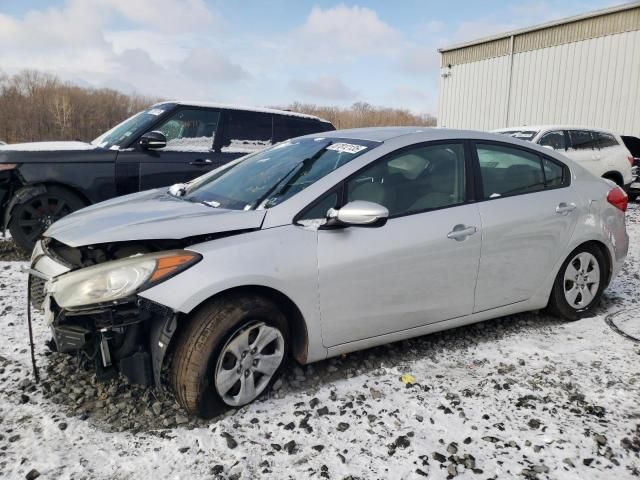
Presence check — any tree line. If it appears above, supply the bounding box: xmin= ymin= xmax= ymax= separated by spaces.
xmin=0 ymin=70 xmax=157 ymax=144
xmin=0 ymin=70 xmax=436 ymax=144
xmin=284 ymin=101 xmax=437 ymax=130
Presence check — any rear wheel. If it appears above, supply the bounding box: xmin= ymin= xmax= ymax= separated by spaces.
xmin=547 ymin=245 xmax=606 ymax=321
xmin=628 ymin=192 xmax=638 ymax=202
xmin=170 ymin=295 xmax=289 ymax=418
xmin=9 ymin=186 xmax=86 ymax=252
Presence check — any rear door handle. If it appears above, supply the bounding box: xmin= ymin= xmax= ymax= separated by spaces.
xmin=190 ymin=158 xmax=213 ymax=166
xmin=555 ymin=202 xmax=576 ymax=214
xmin=447 ymin=224 xmax=478 ymax=241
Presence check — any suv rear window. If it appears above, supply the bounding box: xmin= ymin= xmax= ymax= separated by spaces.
xmin=274 ymin=117 xmax=334 ymax=142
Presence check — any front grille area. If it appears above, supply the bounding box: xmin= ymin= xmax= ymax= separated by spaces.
xmin=29 ymin=275 xmax=46 ymax=311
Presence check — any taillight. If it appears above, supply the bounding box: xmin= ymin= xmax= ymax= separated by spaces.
xmin=607 ymin=187 xmax=628 ymax=212
xmin=628 ymin=155 xmax=635 ymax=167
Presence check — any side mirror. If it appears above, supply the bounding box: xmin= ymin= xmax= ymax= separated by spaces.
xmin=326 ymin=200 xmax=389 ymax=228
xmin=140 ymin=131 xmax=167 ymax=150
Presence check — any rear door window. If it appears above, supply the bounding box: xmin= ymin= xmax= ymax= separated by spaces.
xmin=568 ymin=130 xmax=598 ymax=150
xmin=475 ymin=143 xmax=566 ymax=199
xmin=221 ymin=111 xmax=273 ymax=153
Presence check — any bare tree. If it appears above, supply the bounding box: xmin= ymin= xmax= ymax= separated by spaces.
xmin=0 ymin=69 xmax=159 ymax=144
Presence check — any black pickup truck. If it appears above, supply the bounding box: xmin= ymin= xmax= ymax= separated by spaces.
xmin=0 ymin=102 xmax=334 ymax=251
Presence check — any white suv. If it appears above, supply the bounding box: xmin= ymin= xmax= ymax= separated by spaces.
xmin=494 ymin=126 xmax=634 ymax=190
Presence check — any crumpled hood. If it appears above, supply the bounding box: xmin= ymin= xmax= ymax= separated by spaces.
xmin=44 ymin=189 xmax=266 ymax=247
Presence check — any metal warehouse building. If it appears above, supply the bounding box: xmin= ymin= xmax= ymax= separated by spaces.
xmin=437 ymin=2 xmax=640 ymax=135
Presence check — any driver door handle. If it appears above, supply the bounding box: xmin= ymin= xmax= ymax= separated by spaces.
xmin=555 ymin=202 xmax=576 ymax=214
xmin=447 ymin=224 xmax=477 ymax=241
xmin=190 ymin=158 xmax=213 ymax=166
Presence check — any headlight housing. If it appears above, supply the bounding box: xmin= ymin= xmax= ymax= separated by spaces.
xmin=51 ymin=250 xmax=201 ymax=309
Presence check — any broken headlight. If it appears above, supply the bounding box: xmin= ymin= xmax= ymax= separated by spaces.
xmin=51 ymin=250 xmax=201 ymax=309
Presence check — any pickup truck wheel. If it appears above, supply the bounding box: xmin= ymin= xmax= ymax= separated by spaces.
xmin=547 ymin=244 xmax=606 ymax=321
xmin=9 ymin=186 xmax=86 ymax=252
xmin=170 ymin=295 xmax=289 ymax=418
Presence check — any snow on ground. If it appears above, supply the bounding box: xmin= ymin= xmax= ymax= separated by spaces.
xmin=1 ymin=206 xmax=640 ymax=480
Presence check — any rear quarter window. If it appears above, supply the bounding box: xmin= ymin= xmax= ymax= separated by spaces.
xmin=594 ymin=132 xmax=619 ymax=149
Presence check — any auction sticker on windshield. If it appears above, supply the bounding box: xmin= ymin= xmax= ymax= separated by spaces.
xmin=327 ymin=143 xmax=368 ymax=154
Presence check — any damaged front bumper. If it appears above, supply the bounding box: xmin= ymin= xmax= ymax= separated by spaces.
xmin=27 ymin=241 xmax=179 ymax=387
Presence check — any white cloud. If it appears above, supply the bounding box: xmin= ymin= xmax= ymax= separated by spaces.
xmin=103 ymin=0 xmax=218 ymax=34
xmin=0 ymin=0 xmax=106 ymax=49
xmin=294 ymin=5 xmax=402 ymax=58
xmin=0 ymin=0 xmax=248 ymax=101
xmin=289 ymin=76 xmax=357 ymax=100
xmin=180 ymin=48 xmax=250 ymax=83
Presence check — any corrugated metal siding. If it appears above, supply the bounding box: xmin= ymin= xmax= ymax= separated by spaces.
xmin=438 ymin=55 xmax=511 ymax=130
xmin=441 ymin=38 xmax=510 ymax=67
xmin=438 ymin=29 xmax=640 ymax=135
xmin=441 ymin=5 xmax=640 ymax=66
xmin=514 ymin=7 xmax=640 ymax=53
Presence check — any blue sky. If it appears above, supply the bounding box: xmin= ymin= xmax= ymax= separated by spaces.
xmin=0 ymin=0 xmax=618 ymax=114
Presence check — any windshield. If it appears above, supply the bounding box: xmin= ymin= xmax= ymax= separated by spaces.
xmin=497 ymin=130 xmax=539 ymax=141
xmin=92 ymin=105 xmax=172 ymax=149
xmin=183 ymin=137 xmax=378 ymax=210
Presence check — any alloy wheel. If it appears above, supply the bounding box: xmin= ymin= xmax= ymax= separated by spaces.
xmin=16 ymin=195 xmax=72 ymax=244
xmin=563 ymin=252 xmax=600 ymax=309
xmin=214 ymin=321 xmax=285 ymax=407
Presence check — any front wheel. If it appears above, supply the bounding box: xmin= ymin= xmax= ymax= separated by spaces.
xmin=170 ymin=295 xmax=289 ymax=418
xmin=547 ymin=245 xmax=606 ymax=321
xmin=9 ymin=186 xmax=86 ymax=252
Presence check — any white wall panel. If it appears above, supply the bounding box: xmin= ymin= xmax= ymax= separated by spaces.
xmin=438 ymin=30 xmax=640 ymax=135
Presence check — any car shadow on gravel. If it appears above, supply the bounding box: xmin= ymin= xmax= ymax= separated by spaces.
xmin=21 ymin=306 xmax=580 ymax=434
xmin=8 ymin=236 xmax=634 ymax=435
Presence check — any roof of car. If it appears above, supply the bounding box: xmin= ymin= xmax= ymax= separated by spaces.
xmin=153 ymin=101 xmax=331 ymax=123
xmin=302 ymin=126 xmax=529 ymax=143
xmin=493 ymin=125 xmax=619 ymax=135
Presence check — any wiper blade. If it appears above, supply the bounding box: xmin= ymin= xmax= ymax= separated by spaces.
xmin=253 ymin=141 xmax=331 ymax=209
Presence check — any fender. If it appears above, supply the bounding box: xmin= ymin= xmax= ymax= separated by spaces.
xmin=148 ymin=310 xmax=178 ymax=387
xmin=2 ymin=184 xmax=47 ymax=234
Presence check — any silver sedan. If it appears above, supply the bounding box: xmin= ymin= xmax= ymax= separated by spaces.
xmin=29 ymin=127 xmax=629 ymax=417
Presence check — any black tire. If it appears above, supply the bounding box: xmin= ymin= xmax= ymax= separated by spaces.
xmin=9 ymin=186 xmax=86 ymax=252
xmin=547 ymin=244 xmax=607 ymax=321
xmin=170 ymin=294 xmax=289 ymax=418
xmin=628 ymin=192 xmax=638 ymax=203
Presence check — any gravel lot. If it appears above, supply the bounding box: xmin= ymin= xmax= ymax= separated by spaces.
xmin=1 ymin=205 xmax=639 ymax=480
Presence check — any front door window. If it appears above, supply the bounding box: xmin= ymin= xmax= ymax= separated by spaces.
xmin=154 ymin=109 xmax=220 ymax=152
